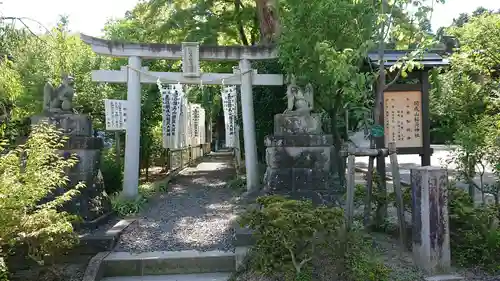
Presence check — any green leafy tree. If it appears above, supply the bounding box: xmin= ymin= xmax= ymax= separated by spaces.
xmin=431 ymin=13 xmax=500 ymax=200
xmin=279 ymin=0 xmax=377 ymax=186
xmin=0 ymin=123 xmax=81 ymax=274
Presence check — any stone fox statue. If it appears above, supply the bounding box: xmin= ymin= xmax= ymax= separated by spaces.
xmin=284 ymin=74 xmax=314 ymax=114
xmin=43 ymin=74 xmax=75 ymax=113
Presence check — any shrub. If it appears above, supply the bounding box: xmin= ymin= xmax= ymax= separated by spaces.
xmin=110 ymin=183 xmax=156 ymax=217
xmin=111 ymin=195 xmax=147 ymax=217
xmin=0 ymin=123 xmax=81 ymax=275
xmin=0 ymin=257 xmax=7 ymax=281
xmin=100 ymin=145 xmax=123 ymax=195
xmin=239 ymin=195 xmax=390 ymax=281
xmin=448 ymin=185 xmax=500 ymax=271
xmin=226 ymin=176 xmax=246 ymax=193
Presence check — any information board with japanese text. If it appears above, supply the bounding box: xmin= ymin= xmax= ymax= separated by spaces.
xmin=104 ymin=99 xmax=128 ymax=131
xmin=383 ymin=91 xmax=423 ymax=148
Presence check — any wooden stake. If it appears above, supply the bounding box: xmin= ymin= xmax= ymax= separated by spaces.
xmin=345 ymin=151 xmax=356 ymax=230
xmin=364 ymin=154 xmax=375 ymax=227
xmin=389 ymin=142 xmax=406 ymax=248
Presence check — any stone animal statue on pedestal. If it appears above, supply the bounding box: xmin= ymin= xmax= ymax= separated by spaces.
xmin=43 ymin=74 xmax=75 ymax=113
xmin=283 ymin=74 xmax=314 ymax=114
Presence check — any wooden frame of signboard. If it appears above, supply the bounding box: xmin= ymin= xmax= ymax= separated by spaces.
xmin=378 ymin=82 xmax=432 ymax=167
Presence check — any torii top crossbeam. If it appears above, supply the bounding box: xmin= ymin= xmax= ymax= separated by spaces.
xmin=79 ymin=33 xmax=278 ymax=60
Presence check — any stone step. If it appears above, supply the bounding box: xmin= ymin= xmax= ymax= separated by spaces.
xmin=101 ymin=272 xmax=231 ymax=281
xmin=101 ymin=250 xmax=235 ymax=277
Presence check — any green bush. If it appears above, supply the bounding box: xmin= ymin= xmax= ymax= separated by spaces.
xmin=100 ymin=145 xmax=123 ymax=195
xmin=226 ymin=176 xmax=246 ymax=193
xmin=0 ymin=123 xmax=81 ymax=275
xmin=0 ymin=257 xmax=7 ymax=281
xmin=239 ymin=195 xmax=390 ymax=281
xmin=448 ymin=185 xmax=500 ymax=271
xmin=111 ymin=194 xmax=147 ymax=217
xmin=110 ymin=183 xmax=157 ymax=217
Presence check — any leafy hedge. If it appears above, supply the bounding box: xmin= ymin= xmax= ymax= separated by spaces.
xmin=239 ymin=195 xmax=390 ymax=281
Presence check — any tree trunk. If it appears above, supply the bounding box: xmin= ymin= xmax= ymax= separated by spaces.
xmin=255 ymin=0 xmax=280 ymax=44
xmin=374 ymin=0 xmax=388 ymax=227
xmin=235 ymin=0 xmax=250 ymax=45
xmin=330 ymin=93 xmax=346 ymax=188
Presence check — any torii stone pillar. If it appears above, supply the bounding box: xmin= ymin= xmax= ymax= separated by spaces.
xmin=239 ymin=59 xmax=259 ymax=191
xmin=124 ymin=56 xmax=142 ymax=198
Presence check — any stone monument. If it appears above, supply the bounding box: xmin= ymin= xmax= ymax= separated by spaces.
xmin=263 ymin=75 xmax=339 ymax=205
xmin=31 ymin=74 xmax=112 ymax=227
xmin=411 ymin=166 xmax=451 ymax=275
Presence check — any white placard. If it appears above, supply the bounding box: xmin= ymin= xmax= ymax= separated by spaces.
xmin=182 ymin=42 xmax=200 ymax=78
xmin=221 ymin=86 xmax=238 ymax=147
xmin=104 ymin=99 xmax=128 ymax=131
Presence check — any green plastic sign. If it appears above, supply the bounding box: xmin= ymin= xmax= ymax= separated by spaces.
xmin=371 ymin=125 xmax=384 ymax=138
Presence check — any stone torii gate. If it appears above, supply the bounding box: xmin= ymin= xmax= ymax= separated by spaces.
xmin=80 ymin=34 xmax=283 ymax=198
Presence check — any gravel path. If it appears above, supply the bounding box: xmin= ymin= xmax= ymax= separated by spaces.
xmin=115 ymin=151 xmax=238 ymax=253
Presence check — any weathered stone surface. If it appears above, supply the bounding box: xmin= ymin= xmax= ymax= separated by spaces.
xmin=264 ymin=134 xmax=333 ymax=147
xmin=274 ymin=113 xmax=323 ymax=135
xmin=411 ymin=167 xmax=451 ymax=275
xmin=265 ymin=146 xmax=331 ymax=170
xmin=64 ymin=136 xmax=104 ymax=150
xmin=263 ymin=111 xmax=342 ymax=205
xmin=31 ymin=113 xmax=92 ymax=136
xmin=82 ymin=251 xmax=109 ymax=281
xmin=264 ymin=168 xmax=335 ymax=193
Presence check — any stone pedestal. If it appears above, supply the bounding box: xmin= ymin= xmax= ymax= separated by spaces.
xmin=410 ymin=167 xmax=451 ymax=275
xmin=263 ymin=113 xmax=340 ymax=205
xmin=31 ymin=113 xmax=112 ymax=226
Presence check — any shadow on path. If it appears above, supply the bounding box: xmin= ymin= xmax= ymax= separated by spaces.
xmin=115 ymin=151 xmax=239 ymax=253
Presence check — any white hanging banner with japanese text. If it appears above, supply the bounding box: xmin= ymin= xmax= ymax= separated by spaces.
xmin=159 ymin=83 xmax=184 ymax=149
xmin=221 ymin=86 xmax=237 ymax=147
xmin=199 ymin=107 xmax=206 ymax=145
xmin=104 ymin=99 xmax=128 ymax=131
xmin=190 ymin=104 xmax=202 ymax=146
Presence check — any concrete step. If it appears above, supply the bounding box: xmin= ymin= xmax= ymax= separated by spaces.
xmin=101 ymin=250 xmax=235 ymax=277
xmin=101 ymin=272 xmax=231 ymax=281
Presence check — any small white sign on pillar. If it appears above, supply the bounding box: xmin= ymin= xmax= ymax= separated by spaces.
xmin=104 ymin=99 xmax=128 ymax=131
xmin=182 ymin=42 xmax=200 ymax=78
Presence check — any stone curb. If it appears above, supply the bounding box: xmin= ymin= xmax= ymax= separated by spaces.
xmin=80 ymin=218 xmax=135 ymax=281
xmin=100 ymin=250 xmax=235 ymax=277
xmin=78 ymin=218 xmax=136 ymax=255
xmin=75 ymin=210 xmax=115 ymax=231
xmin=424 ymin=275 xmax=464 ymax=281
xmin=82 ymin=251 xmax=111 ymax=281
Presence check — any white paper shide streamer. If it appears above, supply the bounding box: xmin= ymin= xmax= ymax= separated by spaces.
xmin=104 ymin=99 xmax=128 ymax=131
xmin=221 ymin=86 xmax=238 ymax=147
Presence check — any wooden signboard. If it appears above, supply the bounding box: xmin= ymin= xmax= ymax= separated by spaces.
xmin=383 ymin=91 xmax=423 ymax=148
